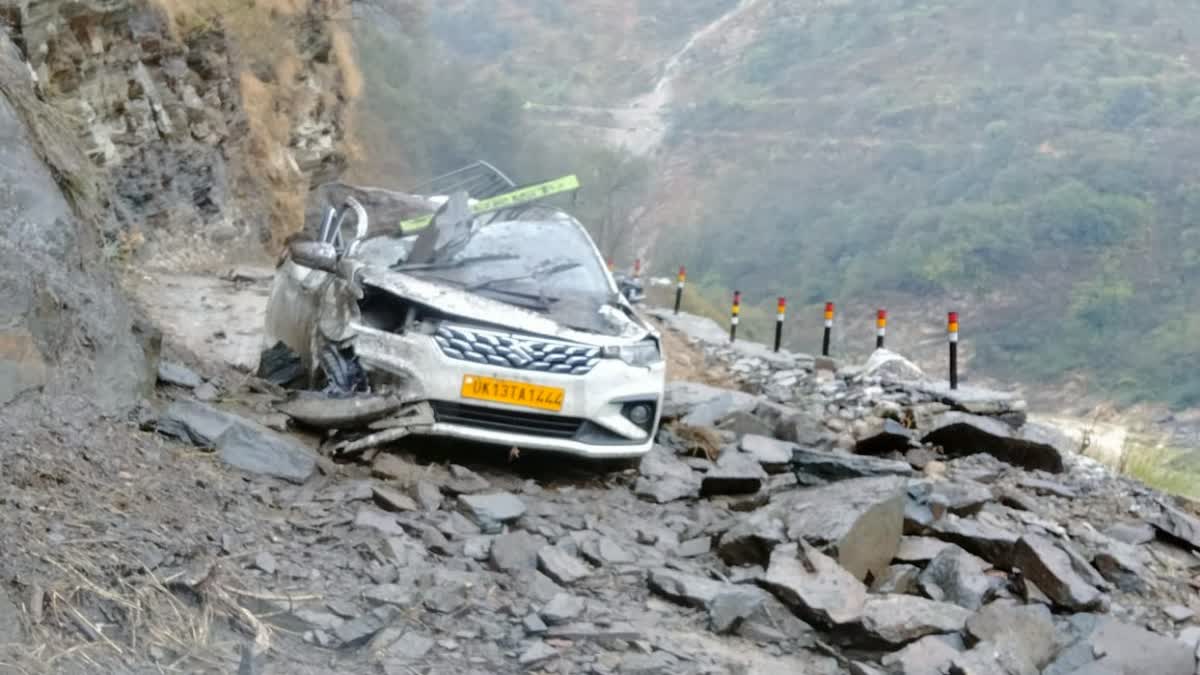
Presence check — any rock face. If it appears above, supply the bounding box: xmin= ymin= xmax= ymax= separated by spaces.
xmin=0 ymin=36 xmax=153 ymax=416
xmin=8 ymin=0 xmax=355 ymax=263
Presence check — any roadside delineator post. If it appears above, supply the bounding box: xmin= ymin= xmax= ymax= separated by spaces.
xmin=633 ymin=258 xmax=641 ymax=278
xmin=730 ymin=291 xmax=741 ymax=343
xmin=607 ymin=258 xmax=615 ymax=273
xmin=673 ymin=266 xmax=686 ymax=315
xmin=822 ymin=302 xmax=834 ymax=356
xmin=876 ymin=309 xmax=887 ymax=349
xmin=948 ymin=311 xmax=959 ymax=390
xmin=774 ymin=297 xmax=786 ymax=352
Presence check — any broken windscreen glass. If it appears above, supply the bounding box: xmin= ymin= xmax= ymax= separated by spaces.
xmin=407 ymin=217 xmax=610 ymax=302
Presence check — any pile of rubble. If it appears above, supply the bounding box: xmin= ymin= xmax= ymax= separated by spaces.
xmin=644 ymin=309 xmax=1200 ymax=674
xmin=8 ymin=305 xmax=1200 ymax=674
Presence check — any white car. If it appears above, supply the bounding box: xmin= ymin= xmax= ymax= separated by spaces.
xmin=261 ymin=187 xmax=666 ymax=461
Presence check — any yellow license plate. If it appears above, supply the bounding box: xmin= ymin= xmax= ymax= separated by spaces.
xmin=461 ymin=375 xmax=565 ymax=412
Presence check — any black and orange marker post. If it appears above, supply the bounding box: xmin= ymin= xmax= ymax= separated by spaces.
xmin=774 ymin=297 xmax=786 ymax=352
xmin=730 ymin=291 xmax=741 ymax=343
xmin=822 ymin=302 xmax=834 ymax=356
xmin=948 ymin=311 xmax=959 ymax=390
xmin=674 ymin=266 xmax=686 ymax=314
xmin=876 ymin=309 xmax=887 ymax=349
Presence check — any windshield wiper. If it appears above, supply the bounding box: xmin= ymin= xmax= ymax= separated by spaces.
xmin=465 ymin=261 xmax=580 ymax=293
xmin=390 ymin=253 xmax=517 ymax=273
xmin=473 ymin=286 xmax=560 ymax=304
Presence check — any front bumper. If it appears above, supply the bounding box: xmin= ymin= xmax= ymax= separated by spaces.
xmin=348 ymin=324 xmax=665 ymax=459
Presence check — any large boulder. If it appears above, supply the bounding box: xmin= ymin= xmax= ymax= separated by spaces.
xmin=922 ymin=412 xmax=1065 ymax=473
xmin=863 ymin=349 xmax=926 ymax=383
xmin=784 ymin=476 xmax=907 ymax=582
xmin=0 ymin=37 xmax=153 ymax=416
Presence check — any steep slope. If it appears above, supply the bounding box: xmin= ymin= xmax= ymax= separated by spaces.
xmin=434 ymin=0 xmax=1200 ymax=412
xmin=5 ymin=0 xmax=359 ymax=268
xmin=0 ymin=34 xmax=153 ymax=416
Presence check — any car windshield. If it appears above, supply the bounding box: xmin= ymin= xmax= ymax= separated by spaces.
xmin=356 ymin=215 xmax=614 ymax=311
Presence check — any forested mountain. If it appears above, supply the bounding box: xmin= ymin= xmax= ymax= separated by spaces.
xmin=354 ymin=0 xmax=1200 ymax=410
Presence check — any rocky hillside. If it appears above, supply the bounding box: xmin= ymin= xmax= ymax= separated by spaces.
xmin=431 ymin=0 xmax=1200 ymax=415
xmin=7 ymin=262 xmax=1200 ymax=672
xmin=3 ymin=0 xmax=357 ymax=268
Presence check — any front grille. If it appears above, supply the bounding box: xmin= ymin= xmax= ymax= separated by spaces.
xmin=431 ymin=401 xmax=584 ymax=439
xmin=434 ymin=324 xmax=601 ymax=375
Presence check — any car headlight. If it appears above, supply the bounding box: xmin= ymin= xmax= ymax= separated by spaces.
xmin=605 ymin=338 xmax=662 ymax=367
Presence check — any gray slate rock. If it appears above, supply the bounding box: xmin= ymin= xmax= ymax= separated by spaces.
xmin=647 ymin=569 xmax=728 ymax=607
xmin=1151 ymin=503 xmax=1200 ymax=551
xmin=1091 ymin=539 xmax=1149 ymax=593
xmin=918 ymin=545 xmax=994 ymax=610
xmin=518 ymin=641 xmax=557 ymax=666
xmin=1103 ymin=521 xmax=1155 ymax=546
xmin=701 ymin=451 xmax=767 ymax=496
xmin=895 ymin=536 xmax=954 ymax=564
xmin=924 ymin=480 xmax=994 ymax=516
xmin=1045 ymin=614 xmax=1195 ymax=675
xmin=966 ymin=601 xmax=1059 ymax=670
xmin=763 ymin=543 xmax=867 ymax=627
xmin=579 ymin=536 xmax=636 ymax=566
xmin=925 ymin=513 xmax=1019 ymax=569
xmin=416 ymin=481 xmax=443 ymax=511
xmin=789 ymin=447 xmax=914 ymax=482
xmin=158 ymin=361 xmax=203 ymax=388
xmin=157 ymin=400 xmax=247 ymax=446
xmin=536 ymin=546 xmax=591 ymax=585
xmin=372 ymin=485 xmax=418 ymax=512
xmin=663 ymin=381 xmax=759 ymax=424
xmin=871 ymin=564 xmax=920 ymax=595
xmin=354 ymin=508 xmax=405 ymax=536
xmin=458 ymin=492 xmax=526 ymax=533
xmin=863 ymin=349 xmax=926 ymax=383
xmin=213 ymin=421 xmax=317 ymax=483
xmin=1013 ymin=536 xmax=1105 ymax=611
xmin=717 ymin=507 xmax=787 ymax=567
xmin=785 ymin=476 xmax=907 ymax=582
xmin=490 ymin=531 xmax=545 ymax=574
xmin=334 ymin=607 xmax=397 ymax=648
xmin=854 ymin=419 xmax=918 ymax=456
xmin=859 ymin=595 xmax=971 ymax=647
xmin=708 ymin=586 xmax=770 ymax=634
xmin=740 ymin=434 xmax=795 ymax=472
xmin=382 ymin=631 xmax=434 ymax=663
xmin=676 ymin=536 xmax=711 ymax=558
xmin=539 ymin=593 xmax=585 ymax=625
xmin=922 ymin=412 xmax=1064 ymax=473
xmin=881 ymin=634 xmax=964 ymax=675
xmin=634 ymin=475 xmax=700 ymax=503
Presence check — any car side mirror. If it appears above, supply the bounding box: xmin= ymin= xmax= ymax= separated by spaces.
xmin=289 ymin=241 xmax=339 ymax=273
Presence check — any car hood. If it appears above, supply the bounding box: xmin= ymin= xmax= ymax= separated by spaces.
xmin=358 ymin=266 xmax=653 ymax=345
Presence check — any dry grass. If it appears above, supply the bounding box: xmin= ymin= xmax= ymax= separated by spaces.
xmin=146 ymin=0 xmax=364 ymax=251
xmin=1121 ymin=439 xmax=1200 ymax=502
xmin=3 ymin=548 xmax=279 ymax=674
